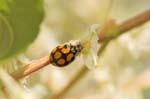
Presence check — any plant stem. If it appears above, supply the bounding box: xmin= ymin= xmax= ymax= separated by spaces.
xmin=119 ymin=10 xmax=150 ymax=33
xmin=51 ymin=65 xmax=88 ymax=99
xmin=97 ymin=10 xmax=150 ymax=42
xmin=97 ymin=41 xmax=109 ymax=56
xmin=11 ymin=55 xmax=51 ymax=80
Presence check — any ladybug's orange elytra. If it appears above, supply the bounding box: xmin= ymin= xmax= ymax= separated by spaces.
xmin=50 ymin=40 xmax=82 ymax=67
xmin=57 ymin=59 xmax=65 ymax=65
xmin=54 ymin=52 xmax=62 ymax=59
xmin=61 ymin=47 xmax=70 ymax=54
xmin=67 ymin=53 xmax=74 ymax=62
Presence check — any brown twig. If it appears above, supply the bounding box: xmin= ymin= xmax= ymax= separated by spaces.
xmin=51 ymin=65 xmax=88 ymax=99
xmin=11 ymin=55 xmax=51 ymax=80
xmin=97 ymin=10 xmax=150 ymax=42
xmin=119 ymin=10 xmax=150 ymax=33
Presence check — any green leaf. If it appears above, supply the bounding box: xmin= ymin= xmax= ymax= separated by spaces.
xmin=0 ymin=0 xmax=10 ymax=13
xmin=0 ymin=0 xmax=44 ymax=61
xmin=0 ymin=13 xmax=13 ymax=59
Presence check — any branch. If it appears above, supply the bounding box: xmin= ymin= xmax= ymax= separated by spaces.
xmin=97 ymin=10 xmax=150 ymax=42
xmin=119 ymin=10 xmax=150 ymax=33
xmin=11 ymin=55 xmax=51 ymax=80
xmin=51 ymin=10 xmax=150 ymax=99
xmin=51 ymin=65 xmax=88 ymax=99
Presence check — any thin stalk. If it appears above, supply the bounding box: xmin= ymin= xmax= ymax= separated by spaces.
xmin=119 ymin=10 xmax=150 ymax=33
xmin=104 ymin=0 xmax=114 ymax=21
xmin=11 ymin=55 xmax=51 ymax=80
xmin=51 ymin=66 xmax=88 ymax=99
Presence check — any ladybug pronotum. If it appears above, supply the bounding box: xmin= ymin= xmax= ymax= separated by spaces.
xmin=50 ymin=40 xmax=83 ymax=67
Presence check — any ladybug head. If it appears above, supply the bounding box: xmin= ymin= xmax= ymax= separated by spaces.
xmin=66 ymin=40 xmax=83 ymax=55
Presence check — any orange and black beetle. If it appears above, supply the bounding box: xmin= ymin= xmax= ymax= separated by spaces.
xmin=50 ymin=40 xmax=82 ymax=67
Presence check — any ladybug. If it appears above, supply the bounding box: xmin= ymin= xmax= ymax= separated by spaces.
xmin=50 ymin=40 xmax=83 ymax=67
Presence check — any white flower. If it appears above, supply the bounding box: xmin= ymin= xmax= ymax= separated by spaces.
xmin=81 ymin=24 xmax=100 ymax=69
